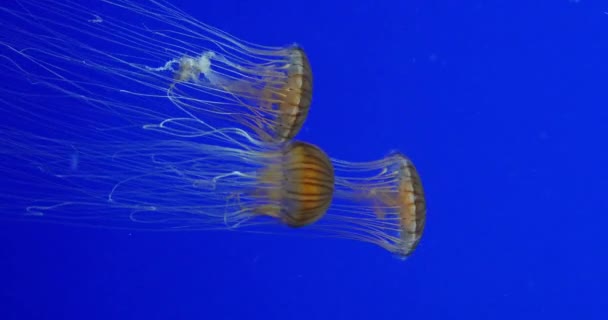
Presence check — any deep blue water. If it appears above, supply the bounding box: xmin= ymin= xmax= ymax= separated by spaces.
xmin=1 ymin=0 xmax=608 ymax=319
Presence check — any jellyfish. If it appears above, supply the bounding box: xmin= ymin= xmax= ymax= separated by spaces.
xmin=0 ymin=0 xmax=312 ymax=142
xmin=0 ymin=118 xmax=334 ymax=231
xmin=315 ymin=153 xmax=426 ymax=257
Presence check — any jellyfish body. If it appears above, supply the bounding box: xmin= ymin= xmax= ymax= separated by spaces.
xmin=0 ymin=0 xmax=312 ymax=143
xmin=370 ymin=153 xmax=426 ymax=256
xmin=272 ymin=48 xmax=313 ymax=142
xmin=255 ymin=141 xmax=334 ymax=227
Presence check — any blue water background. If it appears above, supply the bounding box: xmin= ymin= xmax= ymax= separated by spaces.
xmin=1 ymin=0 xmax=607 ymax=318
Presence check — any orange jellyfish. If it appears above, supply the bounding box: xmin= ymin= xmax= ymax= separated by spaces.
xmin=0 ymin=0 xmax=312 ymax=142
xmin=254 ymin=141 xmax=334 ymax=227
xmin=324 ymin=152 xmax=427 ymax=257
xmin=0 ymin=106 xmax=334 ymax=232
xmin=167 ymin=45 xmax=312 ymax=142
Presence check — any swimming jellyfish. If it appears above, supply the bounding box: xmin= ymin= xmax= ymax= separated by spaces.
xmin=0 ymin=119 xmax=334 ymax=231
xmin=0 ymin=0 xmax=312 ymax=142
xmin=323 ymin=152 xmax=426 ymax=257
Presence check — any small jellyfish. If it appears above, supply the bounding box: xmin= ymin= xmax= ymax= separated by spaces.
xmin=166 ymin=45 xmax=312 ymax=142
xmin=316 ymin=152 xmax=426 ymax=257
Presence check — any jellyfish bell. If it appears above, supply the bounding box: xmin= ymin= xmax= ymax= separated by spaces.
xmin=255 ymin=141 xmax=334 ymax=227
xmin=0 ymin=0 xmax=313 ymax=143
xmin=377 ymin=152 xmax=426 ymax=257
